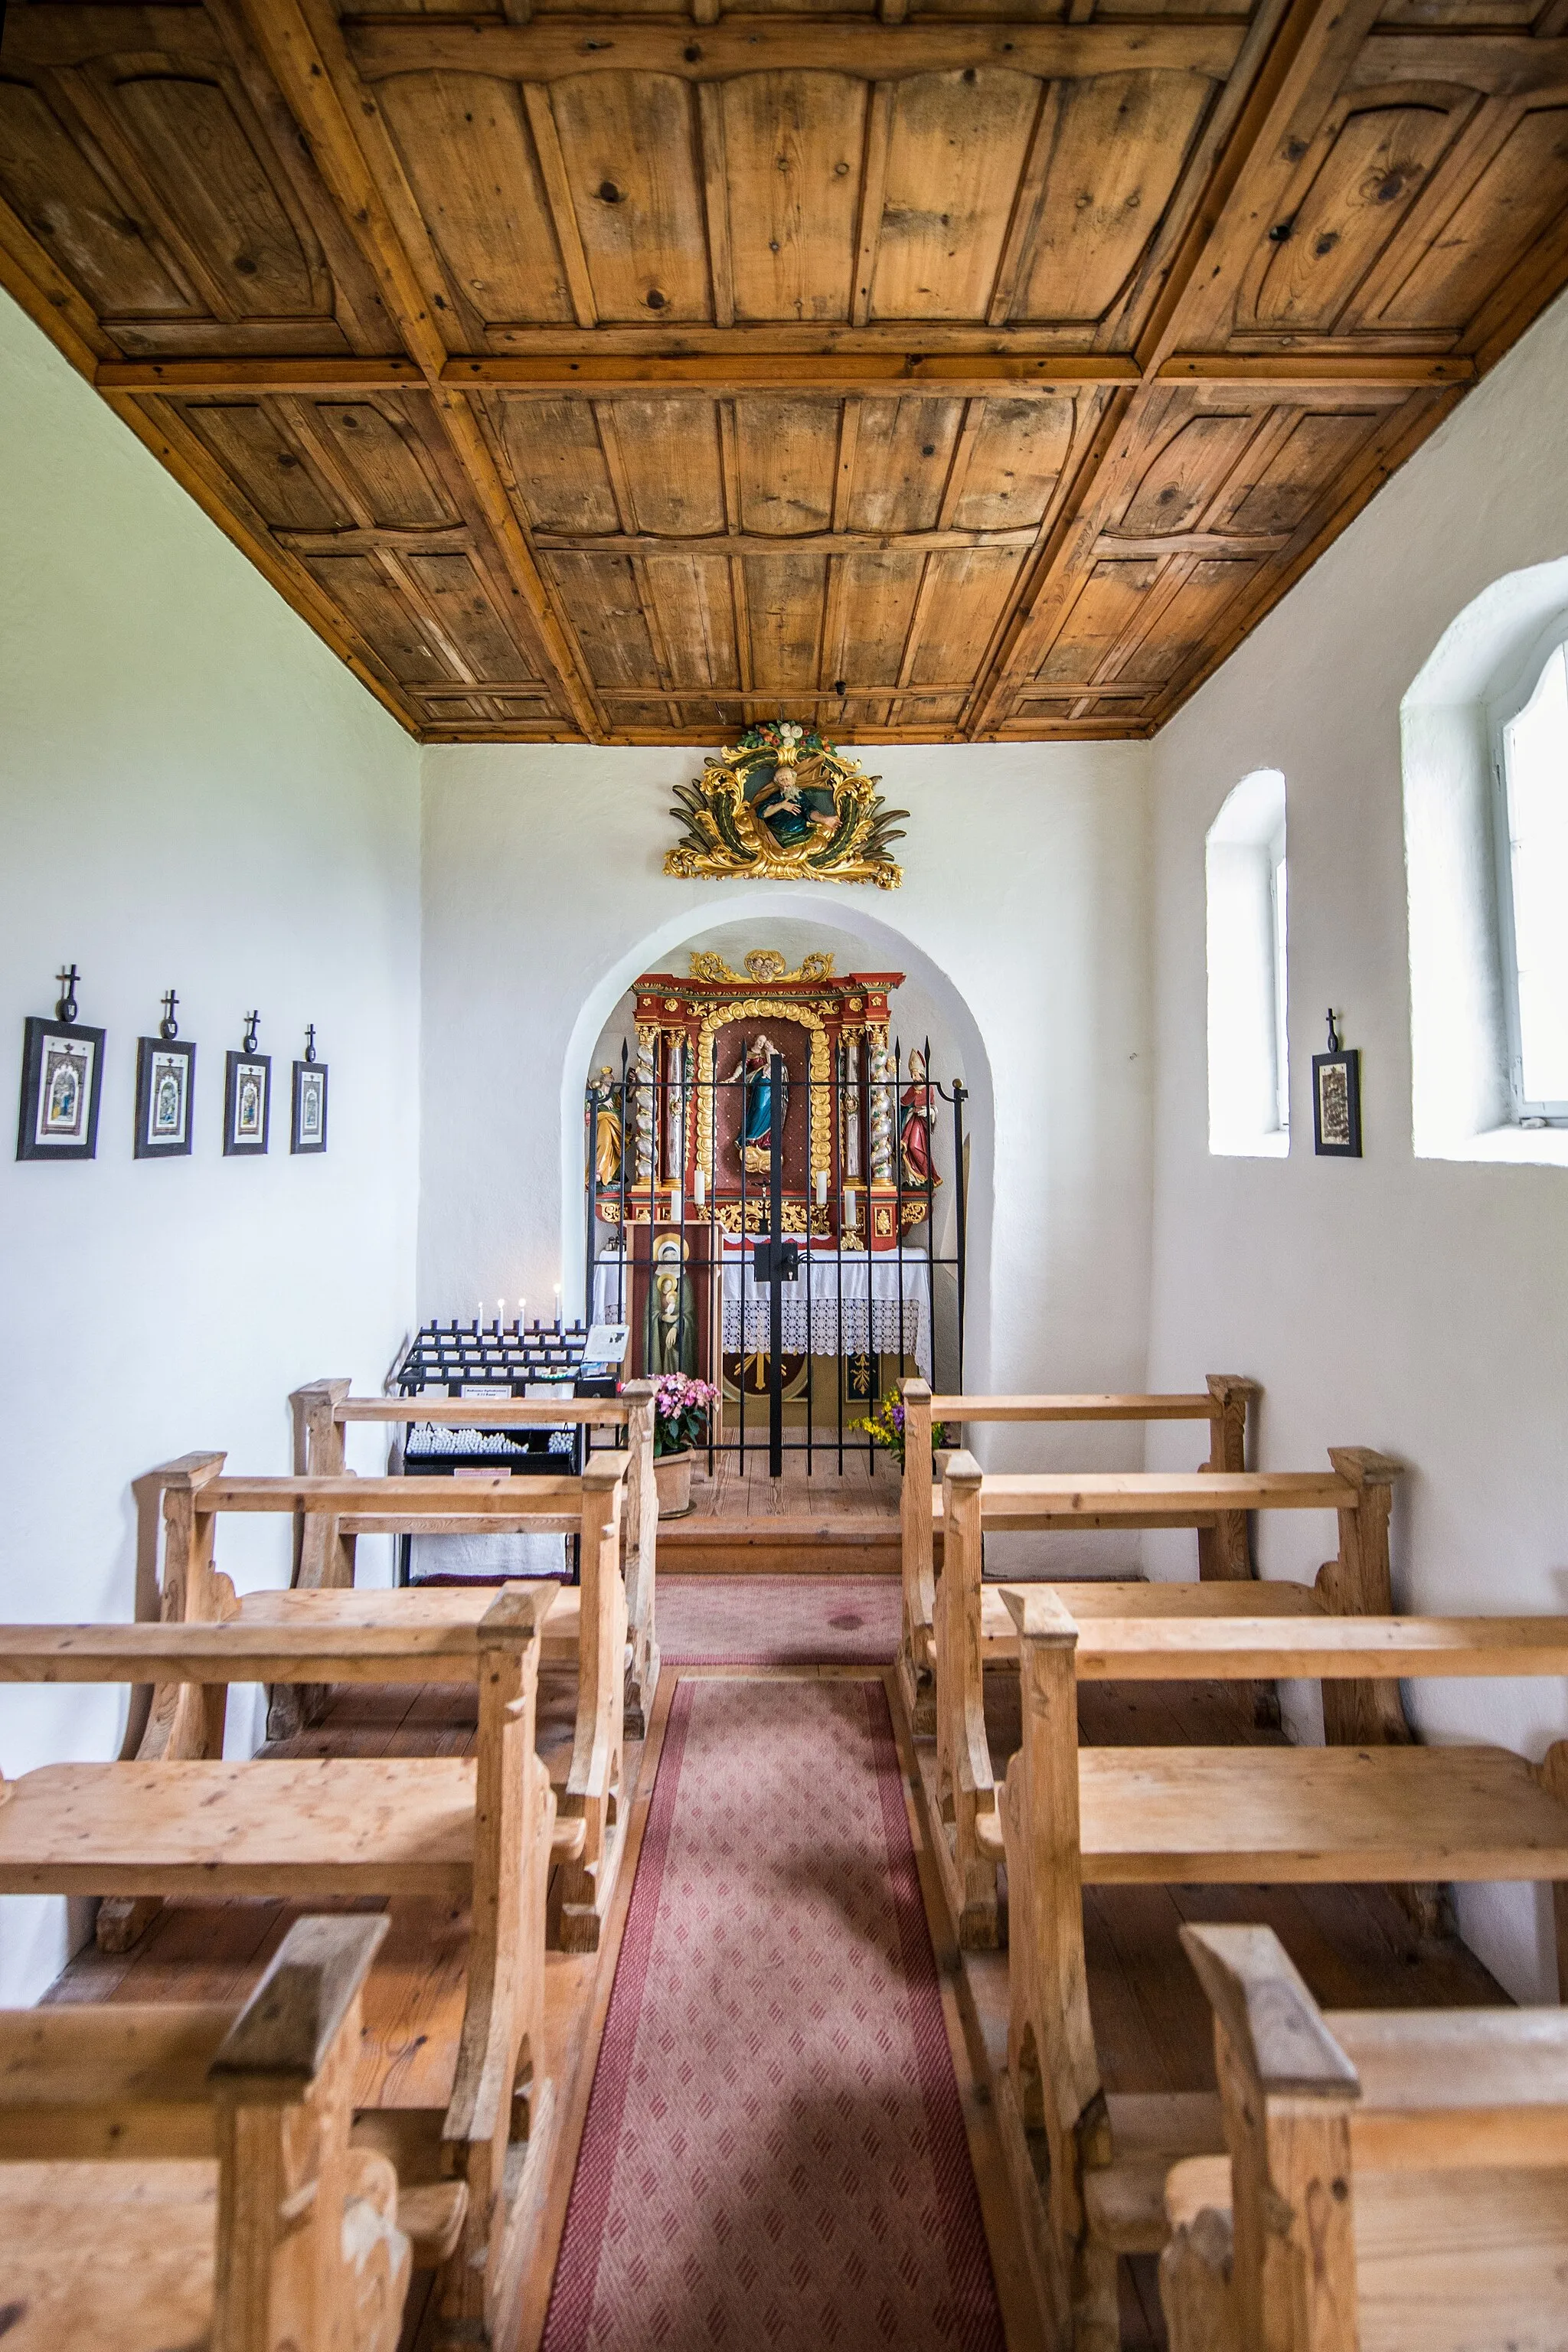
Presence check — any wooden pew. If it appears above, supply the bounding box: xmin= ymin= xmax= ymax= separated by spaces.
xmin=0 ymin=1592 xmax=560 ymax=2341
xmin=900 ymin=1375 xmax=1258 ymax=1731
xmin=103 ymin=1452 xmax=631 ymax=1958
xmin=289 ymin=1377 xmax=660 ymax=1739
xmin=997 ymin=1592 xmax=1568 ymax=2349
xmin=930 ymin=1448 xmax=1406 ymax=1948
xmin=0 ymin=1913 xmax=412 ymax=2352
xmin=1161 ymin=1922 xmax=1568 ymax=2352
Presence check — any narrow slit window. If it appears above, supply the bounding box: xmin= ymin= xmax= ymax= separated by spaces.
xmin=1206 ymin=768 xmax=1289 ymax=1158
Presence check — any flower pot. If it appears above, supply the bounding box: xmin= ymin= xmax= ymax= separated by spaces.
xmin=654 ymin=1449 xmax=695 ymax=1519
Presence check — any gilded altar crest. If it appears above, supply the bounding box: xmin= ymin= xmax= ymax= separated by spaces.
xmin=664 ymin=722 xmax=906 ymax=889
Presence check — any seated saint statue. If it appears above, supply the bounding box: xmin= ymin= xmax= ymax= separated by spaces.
xmin=753 ymin=767 xmax=838 ymax=853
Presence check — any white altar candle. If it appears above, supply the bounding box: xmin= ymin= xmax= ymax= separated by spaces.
xmin=693 ymin=1161 xmax=707 ymax=1207
xmin=843 ymin=1189 xmax=858 ymax=1227
xmin=815 ymin=1169 xmax=828 ymax=1207
xmin=553 ymin=1282 xmax=563 ymax=1327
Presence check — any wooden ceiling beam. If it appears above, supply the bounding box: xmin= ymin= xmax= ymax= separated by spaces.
xmin=96 ymin=358 xmax=426 ymax=394
xmin=347 ymin=18 xmax=1247 ymax=84
xmin=90 ymin=351 xmax=1472 ymax=398
xmin=534 ymin=528 xmax=1039 ymax=554
xmin=220 ymin=0 xmax=605 ymax=739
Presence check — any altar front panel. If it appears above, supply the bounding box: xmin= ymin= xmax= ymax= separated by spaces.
xmin=594 ymin=1245 xmax=931 ymax=1383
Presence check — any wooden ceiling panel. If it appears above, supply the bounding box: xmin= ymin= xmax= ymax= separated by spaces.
xmin=744 ymin=548 xmax=828 ymax=688
xmin=903 ymin=544 xmax=1029 ymax=681
xmin=601 ymin=396 xmax=727 ymax=531
xmin=1242 ymin=95 xmax=1470 ymax=335
xmin=374 ymin=71 xmax=573 ymax=329
xmin=733 ymin=394 xmax=839 ymax=531
xmin=4 ymin=0 xmax=1566 ymax=743
xmin=399 ymin=550 xmax=543 ymax=679
xmin=548 ymin=73 xmax=710 ymax=322
xmin=0 ymin=75 xmax=193 ymax=315
xmin=720 ymin=71 xmax=866 ymax=324
xmin=1216 ymin=406 xmax=1387 ymax=531
xmin=870 ymin=70 xmax=1041 ymax=321
xmin=1110 ymin=554 xmax=1257 ymax=684
xmin=845 ymin=395 xmax=963 ymax=530
xmin=546 ymin=547 xmax=664 ymax=687
xmin=309 ymin=399 xmax=458 ymax=525
xmin=830 ymin=548 xmax=926 ymax=685
xmin=946 ymin=394 xmax=1076 ymax=528
xmin=1371 ymin=101 xmax=1568 ymax=330
xmin=305 ymin=552 xmax=461 ymax=684
xmin=105 ymin=68 xmax=325 ymax=317
xmin=499 ymin=397 xmax=621 ymax=532
xmin=1009 ymin=71 xmax=1216 ymax=324
xmin=641 ymin=550 xmax=741 ymax=687
xmin=177 ymin=398 xmax=343 ymax=527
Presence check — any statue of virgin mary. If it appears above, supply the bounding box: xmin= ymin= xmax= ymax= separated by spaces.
xmin=725 ymin=1032 xmax=788 ymax=1168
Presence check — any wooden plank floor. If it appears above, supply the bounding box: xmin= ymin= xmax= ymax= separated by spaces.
xmin=960 ymin=1666 xmax=1512 ymax=2348
xmin=663 ymin=1449 xmax=903 ymax=1573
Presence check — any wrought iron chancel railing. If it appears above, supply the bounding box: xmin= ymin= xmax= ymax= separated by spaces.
xmin=585 ymin=1039 xmax=965 ymax=1475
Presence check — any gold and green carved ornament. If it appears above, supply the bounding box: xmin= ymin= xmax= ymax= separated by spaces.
xmin=664 ymin=721 xmax=906 ymax=888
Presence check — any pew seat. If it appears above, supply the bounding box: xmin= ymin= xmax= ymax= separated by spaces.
xmin=234 ymin=1577 xmax=586 ymax=1670
xmin=0 ymin=1753 xmax=585 ymax=1892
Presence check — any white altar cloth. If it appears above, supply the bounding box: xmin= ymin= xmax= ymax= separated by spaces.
xmin=594 ymin=1245 xmax=932 ymax=1379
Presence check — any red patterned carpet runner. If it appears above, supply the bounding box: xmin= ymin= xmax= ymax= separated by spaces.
xmin=657 ymin=1575 xmax=900 ymax=1666
xmin=543 ymin=1676 xmax=1006 ymax=2351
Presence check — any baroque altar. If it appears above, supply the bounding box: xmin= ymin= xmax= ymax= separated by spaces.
xmin=586 ymin=947 xmax=957 ymax=1429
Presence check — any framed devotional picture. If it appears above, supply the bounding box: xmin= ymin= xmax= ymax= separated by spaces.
xmin=1312 ymin=1012 xmax=1362 ymax=1158
xmin=291 ymin=1056 xmax=328 ymax=1154
xmin=135 ymin=1036 xmax=195 ymax=1158
xmin=224 ymin=1048 xmax=270 ymax=1156
xmin=17 ymin=1014 xmax=105 ymax=1161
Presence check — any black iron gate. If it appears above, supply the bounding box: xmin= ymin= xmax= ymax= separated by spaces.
xmin=585 ymin=1035 xmax=967 ymax=1474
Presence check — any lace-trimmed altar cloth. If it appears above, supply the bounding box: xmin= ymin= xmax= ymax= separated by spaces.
xmin=594 ymin=1245 xmax=933 ymax=1379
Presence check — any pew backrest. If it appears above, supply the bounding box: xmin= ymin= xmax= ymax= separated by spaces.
xmin=0 ymin=1913 xmax=407 ymax=2352
xmin=1166 ymin=1921 xmax=1568 ymax=2352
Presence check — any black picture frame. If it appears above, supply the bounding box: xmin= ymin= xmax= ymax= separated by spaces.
xmin=224 ymin=1050 xmax=271 ymax=1156
xmin=17 ymin=1015 xmax=105 ymax=1161
xmin=134 ymin=1036 xmax=196 ymax=1159
xmin=291 ymin=1058 xmax=328 ymax=1154
xmin=1312 ymin=1047 xmax=1362 ymax=1158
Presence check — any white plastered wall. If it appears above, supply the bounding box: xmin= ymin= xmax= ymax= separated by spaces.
xmin=0 ymin=294 xmax=423 ymax=2002
xmin=1145 ymin=286 xmax=1568 ymax=2002
xmin=419 ymin=740 xmax=1156 ymax=1566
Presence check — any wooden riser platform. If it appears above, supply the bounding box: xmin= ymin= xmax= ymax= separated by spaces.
xmin=662 ymin=1455 xmax=900 ymax=1575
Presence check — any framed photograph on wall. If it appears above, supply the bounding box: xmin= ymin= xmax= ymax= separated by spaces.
xmin=135 ymin=1036 xmax=196 ymax=1158
xmin=224 ymin=1050 xmax=270 ymax=1156
xmin=292 ymin=1057 xmax=328 ymax=1154
xmin=17 ymin=1014 xmax=105 ymax=1161
xmin=1312 ymin=1013 xmax=1361 ymax=1158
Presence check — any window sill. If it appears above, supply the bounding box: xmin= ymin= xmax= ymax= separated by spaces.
xmin=1208 ymin=1130 xmax=1290 ymax=1159
xmin=1417 ymin=1123 xmax=1568 ymax=1168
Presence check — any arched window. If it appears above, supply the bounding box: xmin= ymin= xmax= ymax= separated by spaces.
xmin=1206 ymin=768 xmax=1289 ymax=1157
xmin=1493 ymin=634 xmax=1568 ymax=1120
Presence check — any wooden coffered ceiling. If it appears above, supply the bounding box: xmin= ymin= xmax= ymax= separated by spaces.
xmin=3 ymin=0 xmax=1567 ymax=743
